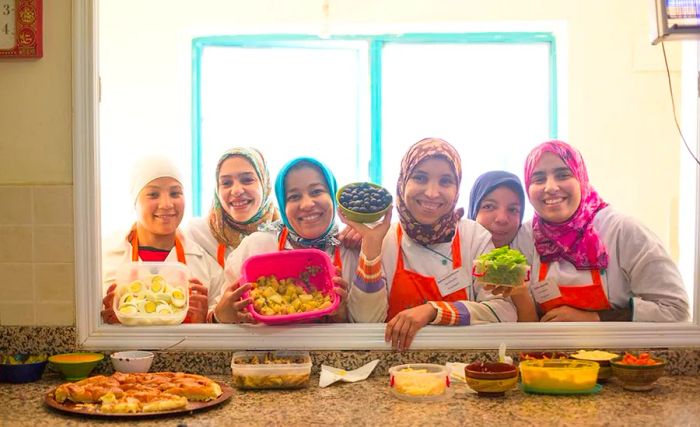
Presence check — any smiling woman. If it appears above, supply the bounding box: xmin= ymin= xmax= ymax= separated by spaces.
xmin=74 ymin=0 xmax=700 ymax=350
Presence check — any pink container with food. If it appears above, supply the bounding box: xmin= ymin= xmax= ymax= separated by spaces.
xmin=240 ymin=249 xmax=340 ymax=324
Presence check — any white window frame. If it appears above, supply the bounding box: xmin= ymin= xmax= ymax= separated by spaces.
xmin=74 ymin=0 xmax=700 ymax=350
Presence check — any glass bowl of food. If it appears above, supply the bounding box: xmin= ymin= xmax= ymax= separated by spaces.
xmin=472 ymin=246 xmax=530 ymax=288
xmin=231 ymin=351 xmax=312 ymax=389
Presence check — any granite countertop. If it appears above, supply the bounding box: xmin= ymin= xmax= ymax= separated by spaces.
xmin=2 ymin=373 xmax=699 ymax=426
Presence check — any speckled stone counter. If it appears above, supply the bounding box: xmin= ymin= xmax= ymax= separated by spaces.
xmin=2 ymin=373 xmax=699 ymax=426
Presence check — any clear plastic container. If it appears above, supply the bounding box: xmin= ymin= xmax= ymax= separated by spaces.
xmin=230 ymin=351 xmax=312 ymax=389
xmin=519 ymin=359 xmax=599 ymax=393
xmin=240 ymin=249 xmax=339 ymax=324
xmin=113 ymin=262 xmax=190 ymax=326
xmin=472 ymin=260 xmax=530 ymax=287
xmin=389 ymin=363 xmax=451 ymax=402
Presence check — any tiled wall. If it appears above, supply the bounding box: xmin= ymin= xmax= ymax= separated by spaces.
xmin=0 ymin=185 xmax=75 ymax=326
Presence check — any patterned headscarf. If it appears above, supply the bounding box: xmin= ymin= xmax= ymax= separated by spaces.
xmin=524 ymin=140 xmax=609 ymax=270
xmin=396 ymin=138 xmax=464 ymax=245
xmin=208 ymin=147 xmax=279 ymax=249
xmin=274 ymin=157 xmax=340 ymax=250
xmin=468 ymin=170 xmax=525 ymax=223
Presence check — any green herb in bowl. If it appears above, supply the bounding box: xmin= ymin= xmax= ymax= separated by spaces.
xmin=472 ymin=246 xmax=529 ymax=287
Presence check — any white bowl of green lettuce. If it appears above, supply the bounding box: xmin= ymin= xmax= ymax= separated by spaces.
xmin=472 ymin=247 xmax=530 ymax=287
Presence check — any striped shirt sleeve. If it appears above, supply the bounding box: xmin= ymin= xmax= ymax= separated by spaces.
xmin=428 ymin=301 xmax=471 ymax=326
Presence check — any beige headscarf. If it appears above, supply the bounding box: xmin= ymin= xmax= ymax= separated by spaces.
xmin=208 ymin=147 xmax=279 ymax=249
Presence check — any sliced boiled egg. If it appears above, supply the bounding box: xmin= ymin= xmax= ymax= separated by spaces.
xmin=170 ymin=288 xmax=187 ymax=308
xmin=150 ymin=275 xmax=166 ymax=293
xmin=118 ymin=303 xmax=138 ymax=315
xmin=156 ymin=303 xmax=173 ymax=315
xmin=138 ymin=300 xmax=158 ymax=314
xmin=154 ymin=292 xmax=171 ymax=303
xmin=119 ymin=293 xmax=136 ymax=306
xmin=128 ymin=280 xmax=145 ymax=293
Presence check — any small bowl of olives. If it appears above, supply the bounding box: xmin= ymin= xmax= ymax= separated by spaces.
xmin=336 ymin=182 xmax=392 ymax=223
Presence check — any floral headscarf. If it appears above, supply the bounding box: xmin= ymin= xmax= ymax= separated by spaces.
xmin=468 ymin=170 xmax=525 ymax=223
xmin=208 ymin=147 xmax=279 ymax=249
xmin=396 ymin=138 xmax=464 ymax=245
xmin=274 ymin=157 xmax=340 ymax=250
xmin=524 ymin=140 xmax=609 ymax=270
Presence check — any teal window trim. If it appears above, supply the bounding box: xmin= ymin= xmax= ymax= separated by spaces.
xmin=191 ymin=32 xmax=558 ymax=215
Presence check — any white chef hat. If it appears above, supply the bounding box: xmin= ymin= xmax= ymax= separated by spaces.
xmin=129 ymin=155 xmax=185 ymax=204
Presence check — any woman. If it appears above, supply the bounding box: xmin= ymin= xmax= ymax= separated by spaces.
xmin=467 ymin=170 xmax=537 ymax=321
xmin=344 ymin=138 xmax=517 ymax=350
xmin=468 ymin=170 xmax=526 ymax=249
xmin=186 ymin=147 xmax=279 ymax=268
xmin=522 ymin=140 xmax=689 ymax=322
xmin=211 ymin=157 xmax=377 ymax=323
xmin=101 ymin=156 xmax=224 ymax=324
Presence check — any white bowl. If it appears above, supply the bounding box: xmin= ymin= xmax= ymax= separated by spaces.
xmin=110 ymin=350 xmax=154 ymax=373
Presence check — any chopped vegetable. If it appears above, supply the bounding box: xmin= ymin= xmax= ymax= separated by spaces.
xmin=619 ymin=352 xmax=660 ymax=366
xmin=473 ymin=246 xmax=529 ymax=286
xmin=0 ymin=354 xmax=47 ymax=364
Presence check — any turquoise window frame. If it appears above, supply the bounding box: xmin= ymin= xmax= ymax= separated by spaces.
xmin=191 ymin=32 xmax=558 ymax=216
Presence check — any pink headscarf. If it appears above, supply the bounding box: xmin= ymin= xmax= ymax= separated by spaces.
xmin=524 ymin=140 xmax=608 ymax=270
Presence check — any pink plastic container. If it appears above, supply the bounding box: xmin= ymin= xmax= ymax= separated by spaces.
xmin=240 ymin=249 xmax=340 ymax=324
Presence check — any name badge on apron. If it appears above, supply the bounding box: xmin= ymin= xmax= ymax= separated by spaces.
xmin=437 ymin=268 xmax=469 ymax=297
xmin=531 ymin=278 xmax=562 ymax=304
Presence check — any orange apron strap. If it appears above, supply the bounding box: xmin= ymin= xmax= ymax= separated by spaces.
xmin=216 ymin=243 xmax=226 ymax=268
xmin=278 ymin=227 xmax=289 ymax=251
xmin=538 ymin=262 xmax=549 ymax=282
xmin=590 ymin=268 xmax=602 ymax=286
xmin=333 ymin=246 xmax=343 ymax=273
xmin=173 ymin=236 xmax=186 ymax=264
xmin=396 ymin=225 xmax=406 ymax=271
xmin=451 ymin=230 xmax=462 ymax=269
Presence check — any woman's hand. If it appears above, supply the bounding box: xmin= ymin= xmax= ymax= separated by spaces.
xmin=187 ymin=278 xmax=209 ymax=323
xmin=384 ymin=303 xmax=437 ymax=350
xmin=540 ymin=305 xmax=600 ymax=322
xmin=213 ymin=279 xmax=256 ymax=324
xmin=337 ymin=226 xmax=362 ymax=250
xmin=328 ymin=271 xmax=349 ymax=323
xmin=101 ymin=283 xmax=120 ymax=324
xmin=339 ymin=206 xmax=393 ymax=260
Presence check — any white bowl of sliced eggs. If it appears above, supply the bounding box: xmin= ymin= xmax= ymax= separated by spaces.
xmin=113 ymin=262 xmax=190 ymax=326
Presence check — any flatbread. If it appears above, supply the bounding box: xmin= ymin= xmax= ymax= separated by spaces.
xmin=53 ymin=372 xmax=222 ymax=413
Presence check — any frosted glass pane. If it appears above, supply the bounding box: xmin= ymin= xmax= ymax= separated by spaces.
xmin=199 ymin=46 xmax=365 ymax=207
xmin=381 ymin=43 xmax=551 ymax=213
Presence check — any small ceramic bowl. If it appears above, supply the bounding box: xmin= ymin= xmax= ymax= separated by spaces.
xmin=465 ymin=361 xmax=518 ymax=397
xmin=48 ymin=353 xmax=104 ymax=381
xmin=110 ymin=351 xmax=154 ymax=373
xmin=0 ymin=354 xmax=48 ymax=383
xmin=336 ymin=182 xmax=392 ymax=223
xmin=610 ymin=355 xmax=666 ymax=391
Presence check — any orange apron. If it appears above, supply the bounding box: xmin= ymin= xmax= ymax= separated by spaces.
xmin=387 ymin=225 xmax=466 ymax=321
xmin=277 ymin=227 xmax=343 ymax=274
xmin=537 ymin=262 xmax=610 ymax=313
xmin=129 ymin=230 xmax=187 ymax=264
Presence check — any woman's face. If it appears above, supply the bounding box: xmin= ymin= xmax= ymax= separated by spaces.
xmin=284 ymin=166 xmax=334 ymax=239
xmin=475 ymin=186 xmax=522 ymax=248
xmin=136 ymin=177 xmax=184 ymax=237
xmin=528 ymin=152 xmax=582 ymax=223
xmin=217 ymin=155 xmax=263 ymax=222
xmin=403 ymin=157 xmax=458 ymax=225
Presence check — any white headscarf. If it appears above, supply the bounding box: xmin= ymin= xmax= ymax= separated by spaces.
xmin=129 ymin=155 xmax=184 ymax=204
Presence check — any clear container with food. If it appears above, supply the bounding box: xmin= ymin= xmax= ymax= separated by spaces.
xmin=240 ymin=249 xmax=339 ymax=324
xmin=113 ymin=262 xmax=190 ymax=326
xmin=472 ymin=247 xmax=530 ymax=287
xmin=388 ymin=363 xmax=451 ymax=402
xmin=230 ymin=351 xmax=312 ymax=389
xmin=519 ymin=359 xmax=599 ymax=394
xmin=570 ymin=350 xmax=619 ymax=382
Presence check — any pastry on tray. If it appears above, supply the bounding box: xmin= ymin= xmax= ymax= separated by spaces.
xmin=52 ymin=372 xmax=222 ymax=414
